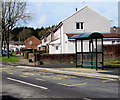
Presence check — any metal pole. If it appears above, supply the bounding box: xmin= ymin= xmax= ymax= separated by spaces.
xmin=89 ymin=39 xmax=91 ymax=52
xmin=81 ymin=40 xmax=83 ymax=67
xmin=102 ymin=38 xmax=104 ymax=70
xmin=92 ymin=39 xmax=94 ymax=52
xmin=95 ymin=39 xmax=98 ymax=71
xmin=75 ymin=39 xmax=77 ymax=68
xmin=91 ymin=39 xmax=93 ymax=66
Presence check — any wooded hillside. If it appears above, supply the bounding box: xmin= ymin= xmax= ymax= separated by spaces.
xmin=11 ymin=25 xmax=55 ymax=41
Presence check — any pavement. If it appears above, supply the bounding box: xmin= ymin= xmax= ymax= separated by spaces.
xmin=4 ymin=55 xmax=120 ymax=80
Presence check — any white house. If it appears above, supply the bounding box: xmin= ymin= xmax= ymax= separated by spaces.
xmin=39 ymin=6 xmax=112 ymax=54
xmin=9 ymin=41 xmax=25 ymax=51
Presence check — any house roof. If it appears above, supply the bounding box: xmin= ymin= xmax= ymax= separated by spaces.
xmin=62 ymin=6 xmax=111 ymax=23
xmin=66 ymin=33 xmax=120 ymax=39
xmin=52 ymin=22 xmax=63 ymax=33
xmin=38 ymin=41 xmax=50 ymax=47
xmin=102 ymin=33 xmax=120 ymax=38
xmin=24 ymin=36 xmax=40 ymax=42
xmin=40 ymin=22 xmax=63 ymax=40
xmin=9 ymin=41 xmax=25 ymax=45
xmin=48 ymin=6 xmax=110 ymax=35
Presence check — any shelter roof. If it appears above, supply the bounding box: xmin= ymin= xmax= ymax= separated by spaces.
xmin=68 ymin=32 xmax=103 ymax=40
xmin=67 ymin=33 xmax=120 ymax=39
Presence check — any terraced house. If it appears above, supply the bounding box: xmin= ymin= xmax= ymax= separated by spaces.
xmin=38 ymin=6 xmax=112 ymax=54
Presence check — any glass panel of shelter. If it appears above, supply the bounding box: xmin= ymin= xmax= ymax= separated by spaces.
xmin=76 ymin=38 xmax=103 ymax=70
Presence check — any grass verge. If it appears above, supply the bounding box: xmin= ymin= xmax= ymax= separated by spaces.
xmin=104 ymin=60 xmax=120 ymax=67
xmin=2 ymin=55 xmax=19 ymax=63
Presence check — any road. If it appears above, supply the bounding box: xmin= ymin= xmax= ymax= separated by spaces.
xmin=1 ymin=63 xmax=119 ymax=100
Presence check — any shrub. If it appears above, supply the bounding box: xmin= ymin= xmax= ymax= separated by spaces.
xmin=24 ymin=51 xmax=30 ymax=59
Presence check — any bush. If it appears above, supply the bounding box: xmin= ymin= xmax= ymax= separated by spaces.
xmin=21 ymin=48 xmax=37 ymax=57
xmin=39 ymin=50 xmax=49 ymax=54
xmin=24 ymin=51 xmax=30 ymax=59
xmin=20 ymin=48 xmax=26 ymax=52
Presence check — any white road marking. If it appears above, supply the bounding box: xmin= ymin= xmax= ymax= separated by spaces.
xmin=7 ymin=77 xmax=48 ymax=90
xmin=102 ymin=79 xmax=117 ymax=83
xmin=83 ymin=97 xmax=92 ymax=100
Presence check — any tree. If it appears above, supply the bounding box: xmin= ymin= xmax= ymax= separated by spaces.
xmin=18 ymin=28 xmax=33 ymax=41
xmin=1 ymin=0 xmax=30 ymax=58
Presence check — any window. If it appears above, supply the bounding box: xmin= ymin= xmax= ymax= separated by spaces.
xmin=76 ymin=22 xmax=84 ymax=30
xmin=117 ymin=40 xmax=120 ymax=42
xmin=56 ymin=46 xmax=58 ymax=50
xmin=112 ymin=41 xmax=115 ymax=44
xmin=29 ymin=41 xmax=32 ymax=44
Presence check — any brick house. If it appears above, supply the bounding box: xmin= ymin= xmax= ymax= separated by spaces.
xmin=24 ymin=36 xmax=41 ymax=49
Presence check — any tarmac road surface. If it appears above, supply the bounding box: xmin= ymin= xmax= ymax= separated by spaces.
xmin=1 ymin=64 xmax=120 ymax=99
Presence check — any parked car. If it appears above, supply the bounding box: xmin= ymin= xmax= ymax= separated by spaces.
xmin=16 ymin=50 xmax=21 ymax=54
xmin=2 ymin=50 xmax=7 ymax=56
xmin=8 ymin=50 xmax=12 ymax=56
xmin=2 ymin=50 xmax=12 ymax=56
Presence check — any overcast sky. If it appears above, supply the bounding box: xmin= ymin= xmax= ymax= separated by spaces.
xmin=23 ymin=0 xmax=119 ymax=29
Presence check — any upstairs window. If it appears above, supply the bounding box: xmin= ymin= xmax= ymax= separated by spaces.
xmin=29 ymin=41 xmax=32 ymax=44
xmin=76 ymin=22 xmax=84 ymax=30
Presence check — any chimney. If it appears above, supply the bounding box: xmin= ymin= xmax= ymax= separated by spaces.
xmin=76 ymin=8 xmax=77 ymax=12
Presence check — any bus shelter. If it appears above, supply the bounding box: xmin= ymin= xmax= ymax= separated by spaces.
xmin=69 ymin=32 xmax=104 ymax=70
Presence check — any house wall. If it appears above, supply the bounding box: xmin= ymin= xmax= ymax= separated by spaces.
xmin=41 ymin=38 xmax=44 ymax=44
xmin=66 ymin=40 xmax=75 ymax=53
xmin=49 ymin=44 xmax=61 ymax=54
xmin=48 ymin=6 xmax=111 ymax=54
xmin=49 ymin=45 xmax=54 ymax=54
xmin=103 ymin=41 xmax=112 ymax=45
xmin=103 ymin=39 xmax=120 ymax=45
xmin=54 ymin=28 xmax=61 ymax=40
xmin=49 ymin=25 xmax=63 ymax=54
xmin=63 ymin=6 xmax=111 ymax=33
xmin=58 ymin=6 xmax=111 ymax=54
xmin=46 ymin=34 xmax=51 ymax=42
xmin=9 ymin=44 xmax=25 ymax=51
xmin=25 ymin=36 xmax=41 ymax=49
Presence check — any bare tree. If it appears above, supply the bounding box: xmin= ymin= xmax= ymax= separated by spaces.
xmin=1 ymin=0 xmax=30 ymax=58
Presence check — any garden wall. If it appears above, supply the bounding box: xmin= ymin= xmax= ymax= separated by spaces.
xmin=104 ymin=44 xmax=120 ymax=61
xmin=30 ymin=44 xmax=120 ymax=65
xmin=36 ymin=54 xmax=76 ymax=65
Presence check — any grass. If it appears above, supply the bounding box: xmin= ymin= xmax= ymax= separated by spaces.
xmin=105 ymin=60 xmax=120 ymax=63
xmin=2 ymin=55 xmax=19 ymax=63
xmin=104 ymin=60 xmax=120 ymax=67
